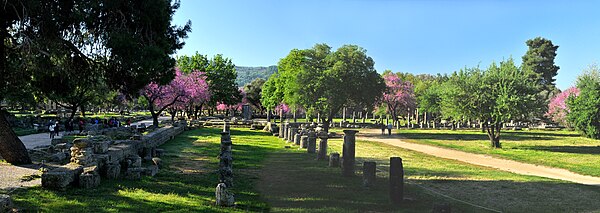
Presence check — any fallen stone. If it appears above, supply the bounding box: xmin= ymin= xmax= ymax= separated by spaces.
xmin=49 ymin=152 xmax=68 ymax=162
xmin=41 ymin=163 xmax=84 ymax=191
xmin=155 ymin=148 xmax=165 ymax=157
xmin=106 ymin=147 xmax=124 ymax=164
xmin=124 ymin=168 xmax=144 ymax=180
xmin=79 ymin=166 xmax=100 ymax=189
xmin=130 ymin=156 xmax=142 ymax=168
xmin=143 ymin=165 xmax=159 ymax=176
xmin=93 ymin=141 xmax=110 ymax=154
xmin=73 ymin=138 xmax=91 ymax=148
xmin=102 ymin=163 xmax=121 ymax=179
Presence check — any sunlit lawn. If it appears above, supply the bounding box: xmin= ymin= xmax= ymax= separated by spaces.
xmin=397 ymin=129 xmax=600 ymax=177
xmin=8 ymin=127 xmax=600 ymax=212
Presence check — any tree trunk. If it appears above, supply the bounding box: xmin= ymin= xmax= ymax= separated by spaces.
xmin=293 ymin=109 xmax=297 ymax=123
xmin=362 ymin=111 xmax=367 ymax=123
xmin=0 ymin=110 xmax=32 ymax=164
xmin=68 ymin=105 xmax=78 ymax=121
xmin=80 ymin=105 xmax=86 ymax=118
xmin=485 ymin=122 xmax=502 ymax=148
xmin=267 ymin=110 xmax=271 ymax=122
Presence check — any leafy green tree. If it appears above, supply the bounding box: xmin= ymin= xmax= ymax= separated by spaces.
xmin=441 ymin=59 xmax=540 ymax=148
xmin=275 ymin=43 xmax=384 ymax=132
xmin=177 ymin=53 xmax=241 ymax=113
xmin=567 ymin=65 xmax=600 ymax=139
xmin=260 ymin=74 xmax=283 ymax=122
xmin=243 ymin=78 xmax=266 ymax=113
xmin=0 ymin=0 xmax=190 ymax=164
xmin=522 ymin=37 xmax=560 ymax=100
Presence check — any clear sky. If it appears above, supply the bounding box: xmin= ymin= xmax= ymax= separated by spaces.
xmin=172 ymin=0 xmax=600 ymax=90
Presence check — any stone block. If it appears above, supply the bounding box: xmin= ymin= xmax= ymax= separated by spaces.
xmin=107 ymin=147 xmax=124 ymax=164
xmin=41 ymin=163 xmax=83 ymax=190
xmin=93 ymin=141 xmax=110 ymax=154
xmin=94 ymin=154 xmax=109 ymax=168
xmin=155 ymin=149 xmax=165 ymax=157
xmin=49 ymin=152 xmax=68 ymax=162
xmin=79 ymin=166 xmax=100 ymax=189
xmin=55 ymin=143 xmax=72 ymax=151
xmin=124 ymin=168 xmax=144 ymax=180
xmin=73 ymin=138 xmax=91 ymax=148
xmin=130 ymin=156 xmax=142 ymax=168
xmin=143 ymin=165 xmax=159 ymax=176
xmin=102 ymin=163 xmax=121 ymax=179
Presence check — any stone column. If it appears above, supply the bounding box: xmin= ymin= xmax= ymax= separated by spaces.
xmin=216 ymin=132 xmax=234 ymax=207
xmin=289 ymin=127 xmax=298 ymax=143
xmin=363 ymin=161 xmax=376 ymax=187
xmin=317 ymin=135 xmax=328 ymax=160
xmin=223 ymin=122 xmax=230 ymax=135
xmin=278 ymin=123 xmax=284 ymax=138
xmin=329 ymin=153 xmax=340 ymax=167
xmin=307 ymin=131 xmax=317 ymax=153
xmin=218 ymin=132 xmax=233 ymax=188
xmin=342 ymin=130 xmax=358 ymax=177
xmin=390 ymin=157 xmax=404 ymax=204
xmin=294 ymin=132 xmax=301 ymax=145
xmin=300 ymin=135 xmax=309 ymax=149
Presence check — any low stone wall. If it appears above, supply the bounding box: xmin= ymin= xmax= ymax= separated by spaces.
xmin=41 ymin=123 xmax=185 ymax=190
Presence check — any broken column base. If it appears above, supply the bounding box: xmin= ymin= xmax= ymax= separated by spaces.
xmin=215 ymin=183 xmax=235 ymax=207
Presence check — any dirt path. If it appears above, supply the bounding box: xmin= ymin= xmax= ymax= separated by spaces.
xmin=357 ymin=129 xmax=600 ymax=186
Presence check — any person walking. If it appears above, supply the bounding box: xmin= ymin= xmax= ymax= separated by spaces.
xmin=387 ymin=123 xmax=393 ymax=136
xmin=54 ymin=121 xmax=60 ymax=137
xmin=380 ymin=123 xmax=386 ymax=135
xmin=49 ymin=122 xmax=56 ymax=139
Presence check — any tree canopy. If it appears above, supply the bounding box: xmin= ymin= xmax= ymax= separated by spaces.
xmin=262 ymin=43 xmax=385 ymax=131
xmin=440 ymin=58 xmax=540 ymax=148
xmin=567 ymin=65 xmax=600 ymax=139
xmin=0 ymin=0 xmax=190 ymax=164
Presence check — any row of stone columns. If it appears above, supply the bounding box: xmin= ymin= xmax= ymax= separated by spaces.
xmin=275 ymin=123 xmax=405 ymax=205
xmin=216 ymin=124 xmax=235 ymax=207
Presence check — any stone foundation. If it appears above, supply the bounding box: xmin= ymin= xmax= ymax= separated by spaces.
xmin=41 ymin=124 xmax=185 ymax=190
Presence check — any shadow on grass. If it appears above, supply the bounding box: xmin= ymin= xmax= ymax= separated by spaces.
xmin=377 ymin=131 xmax=562 ymax=142
xmin=515 ymin=145 xmax=600 ymax=155
xmin=10 ymin=127 xmax=271 ymax=212
xmin=258 ymin=147 xmax=600 ymax=213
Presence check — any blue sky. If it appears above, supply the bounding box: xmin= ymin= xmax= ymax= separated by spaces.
xmin=172 ymin=0 xmax=600 ymax=90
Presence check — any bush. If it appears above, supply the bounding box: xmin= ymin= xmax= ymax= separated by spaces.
xmin=567 ymin=65 xmax=600 ymax=139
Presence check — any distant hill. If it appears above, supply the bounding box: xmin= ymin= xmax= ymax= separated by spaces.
xmin=235 ymin=65 xmax=278 ymax=87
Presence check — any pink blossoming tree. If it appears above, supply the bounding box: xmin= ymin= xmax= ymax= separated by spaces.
xmin=142 ymin=68 xmax=210 ymax=127
xmin=547 ymin=87 xmax=579 ymax=127
xmin=380 ymin=73 xmax=416 ymax=126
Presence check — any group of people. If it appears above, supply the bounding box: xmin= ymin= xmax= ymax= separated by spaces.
xmin=48 ymin=117 xmax=133 ymax=138
xmin=379 ymin=122 xmax=393 ymax=135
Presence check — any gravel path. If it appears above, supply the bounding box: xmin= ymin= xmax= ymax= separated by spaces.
xmin=0 ymin=164 xmax=41 ymax=193
xmin=357 ymin=129 xmax=600 ymax=186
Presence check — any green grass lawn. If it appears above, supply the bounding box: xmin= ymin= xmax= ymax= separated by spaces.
xmin=260 ymin=134 xmax=600 ymax=212
xmin=10 ymin=128 xmax=271 ymax=212
xmin=396 ymin=129 xmax=600 ymax=177
xmin=8 ymin=127 xmax=600 ymax=212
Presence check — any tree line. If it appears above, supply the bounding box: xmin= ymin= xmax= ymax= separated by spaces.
xmin=260 ymin=38 xmax=599 ymax=149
